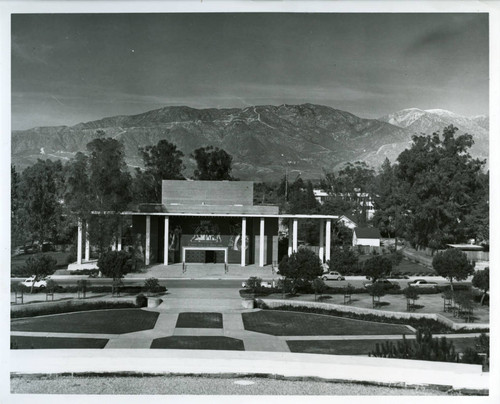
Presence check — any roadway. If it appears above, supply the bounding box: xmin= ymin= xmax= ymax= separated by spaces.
xmin=11 ymin=277 xmax=459 ymax=290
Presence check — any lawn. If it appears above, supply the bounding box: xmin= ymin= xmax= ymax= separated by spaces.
xmin=11 ymin=251 xmax=72 ymax=273
xmin=287 ymin=338 xmax=481 ymax=356
xmin=242 ymin=310 xmax=413 ymax=336
xmin=11 ymin=309 xmax=159 ymax=334
xmin=175 ymin=312 xmax=223 ymax=329
xmin=358 ymin=256 xmax=436 ymax=276
xmin=11 ymin=336 xmax=108 ymax=349
xmin=151 ymin=336 xmax=244 ymax=350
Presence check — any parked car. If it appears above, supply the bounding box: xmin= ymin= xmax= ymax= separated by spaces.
xmin=407 ymin=279 xmax=438 ymax=287
xmin=20 ymin=275 xmax=49 ymax=289
xmin=363 ymin=279 xmax=396 ymax=289
xmin=241 ymin=281 xmax=272 ymax=288
xmin=322 ymin=271 xmax=345 ymax=281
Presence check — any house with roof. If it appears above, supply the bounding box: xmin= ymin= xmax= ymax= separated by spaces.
xmin=352 ymin=227 xmax=381 ymax=247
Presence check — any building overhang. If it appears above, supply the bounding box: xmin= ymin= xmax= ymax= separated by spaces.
xmin=91 ymin=211 xmax=339 ymax=220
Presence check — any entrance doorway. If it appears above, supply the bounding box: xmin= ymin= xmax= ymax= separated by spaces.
xmin=205 ymin=250 xmax=216 ymax=263
xmin=183 ymin=247 xmax=228 ymax=264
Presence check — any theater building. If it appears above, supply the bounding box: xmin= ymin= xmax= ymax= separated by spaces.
xmin=75 ymin=180 xmax=339 ymax=268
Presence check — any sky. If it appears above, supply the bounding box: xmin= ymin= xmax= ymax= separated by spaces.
xmin=11 ymin=13 xmax=489 ymax=130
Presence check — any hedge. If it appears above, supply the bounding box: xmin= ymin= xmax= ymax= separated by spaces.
xmin=11 ymin=284 xmax=167 ymax=295
xmin=11 ymin=300 xmax=139 ymax=318
xmin=255 ymin=303 xmax=452 ymax=334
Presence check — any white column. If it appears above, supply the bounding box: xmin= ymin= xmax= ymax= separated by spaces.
xmin=145 ymin=215 xmax=151 ymax=266
xmin=292 ymin=218 xmax=298 ymax=252
xmin=241 ymin=217 xmax=247 ymax=266
xmin=85 ymin=221 xmax=90 ymax=261
xmin=259 ymin=217 xmax=265 ymax=267
xmin=77 ymin=219 xmax=83 ymax=265
xmin=164 ymin=216 xmax=169 ymax=265
xmin=117 ymin=222 xmax=122 ymax=251
xmin=325 ymin=219 xmax=332 ymax=263
xmin=288 ymin=226 xmax=293 ymax=256
xmin=319 ymin=219 xmax=324 ymax=263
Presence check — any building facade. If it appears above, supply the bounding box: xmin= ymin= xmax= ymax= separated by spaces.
xmin=74 ymin=180 xmax=340 ymax=269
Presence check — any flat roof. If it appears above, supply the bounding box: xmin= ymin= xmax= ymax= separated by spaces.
xmin=95 ymin=211 xmax=339 ymax=219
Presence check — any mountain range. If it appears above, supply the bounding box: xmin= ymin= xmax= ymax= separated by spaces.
xmin=11 ymin=104 xmax=489 ymax=181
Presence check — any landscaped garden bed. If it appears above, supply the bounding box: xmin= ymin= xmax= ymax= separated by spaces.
xmin=11 ymin=336 xmax=109 ymax=349
xmin=175 ymin=312 xmax=223 ymax=329
xmin=11 ymin=299 xmax=140 ymax=318
xmin=150 ymin=336 xmax=244 ymax=350
xmin=11 ymin=309 xmax=159 ymax=334
xmin=287 ymin=337 xmax=481 ymax=356
xmin=242 ymin=310 xmax=413 ymax=336
xmin=254 ymin=304 xmax=463 ymax=334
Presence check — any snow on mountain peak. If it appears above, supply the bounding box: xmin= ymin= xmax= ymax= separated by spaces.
xmin=425 ymin=109 xmax=460 ymax=118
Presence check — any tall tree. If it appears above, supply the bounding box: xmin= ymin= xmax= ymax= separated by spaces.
xmin=11 ymin=165 xmax=27 ymax=247
xmin=134 ymin=140 xmax=185 ymax=202
xmin=191 ymin=146 xmax=235 ymax=180
xmin=86 ymin=137 xmax=132 ymax=254
xmin=321 ymin=161 xmax=375 ymax=225
xmin=18 ymin=159 xmax=64 ymax=247
xmin=472 ymin=267 xmax=489 ymax=306
xmin=372 ymin=158 xmax=405 ymax=249
xmin=396 ymin=125 xmax=486 ymax=250
xmin=432 ymin=248 xmax=475 ymax=291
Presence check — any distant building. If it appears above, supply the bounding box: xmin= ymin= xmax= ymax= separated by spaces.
xmin=352 ymin=227 xmax=381 ymax=247
xmin=313 ymin=189 xmax=376 ymax=221
xmin=338 ymin=215 xmax=357 ymax=230
xmin=74 ymin=181 xmax=341 ymax=269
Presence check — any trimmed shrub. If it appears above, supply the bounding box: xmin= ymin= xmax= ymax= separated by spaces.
xmin=135 ymin=294 xmax=148 ymax=308
xmin=143 ymin=277 xmax=162 ymax=295
xmin=11 ymin=300 xmax=137 ymax=318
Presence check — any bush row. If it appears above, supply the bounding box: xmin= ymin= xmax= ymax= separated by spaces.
xmin=11 ymin=284 xmax=167 ymax=295
xmin=11 ymin=300 xmax=138 ymax=318
xmin=255 ymin=303 xmax=453 ymax=333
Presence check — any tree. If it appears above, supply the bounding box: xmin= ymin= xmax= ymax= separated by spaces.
xmin=321 ymin=162 xmax=375 ymax=225
xmin=472 ymin=267 xmax=489 ymax=305
xmin=97 ymin=250 xmax=136 ymax=280
xmin=363 ymin=255 xmax=392 ymax=281
xmin=327 ymin=247 xmax=358 ymax=275
xmin=367 ymin=282 xmax=386 ymax=308
xmin=432 ymin=248 xmax=474 ymax=291
xmin=87 ymin=137 xmax=132 ymax=212
xmin=21 ymin=255 xmax=57 ymax=293
xmin=191 ymin=146 xmax=235 ymax=180
xmin=403 ymin=286 xmax=420 ymax=311
xmin=134 ymin=140 xmax=185 ymax=202
xmin=278 ymin=249 xmax=323 ymax=292
xmin=372 ymin=158 xmax=405 ymax=248
xmin=87 ymin=137 xmax=132 ymax=255
xmin=18 ymin=159 xmax=64 ymax=247
xmin=11 ymin=165 xmax=27 ymax=248
xmin=395 ymin=125 xmax=487 ymax=250
xmin=312 ymin=278 xmax=327 ymax=301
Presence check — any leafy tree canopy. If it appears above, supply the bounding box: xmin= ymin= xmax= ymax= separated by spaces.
xmin=97 ymin=250 xmax=137 ymax=280
xmin=327 ymin=247 xmax=358 ymax=275
xmin=472 ymin=267 xmax=489 ymax=305
xmin=278 ymin=249 xmax=323 ymax=281
xmin=395 ymin=125 xmax=487 ymax=250
xmin=191 ymin=146 xmax=235 ymax=180
xmin=432 ymin=248 xmax=475 ymax=290
xmin=87 ymin=137 xmax=132 ymax=212
xmin=17 ymin=159 xmax=64 ymax=245
xmin=363 ymin=254 xmax=392 ymax=281
xmin=134 ymin=140 xmax=185 ymax=202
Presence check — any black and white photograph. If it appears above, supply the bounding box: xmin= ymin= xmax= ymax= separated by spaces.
xmin=1 ymin=1 xmax=498 ymax=401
